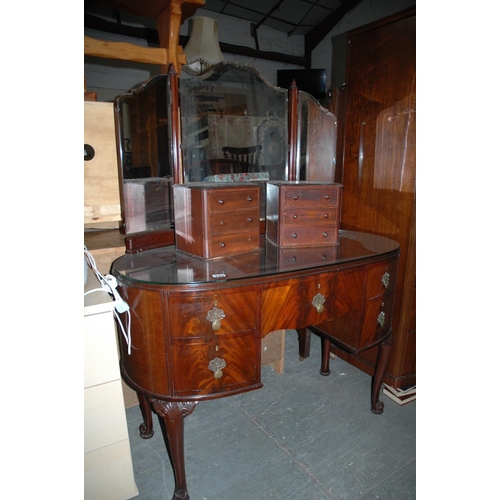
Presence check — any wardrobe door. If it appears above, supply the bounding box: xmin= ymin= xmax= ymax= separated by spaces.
xmin=335 ymin=8 xmax=416 ymax=390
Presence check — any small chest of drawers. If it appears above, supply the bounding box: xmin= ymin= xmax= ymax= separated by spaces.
xmin=266 ymin=181 xmax=343 ymax=247
xmin=173 ymin=182 xmax=261 ymax=259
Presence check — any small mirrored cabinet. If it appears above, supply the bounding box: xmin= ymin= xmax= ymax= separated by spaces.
xmin=114 ymin=61 xmax=339 ymax=236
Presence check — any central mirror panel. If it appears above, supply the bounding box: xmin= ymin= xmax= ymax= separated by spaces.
xmin=180 ymin=62 xmax=289 ymax=190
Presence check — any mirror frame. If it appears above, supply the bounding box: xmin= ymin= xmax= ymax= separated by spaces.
xmin=114 ymin=62 xmax=337 ymax=236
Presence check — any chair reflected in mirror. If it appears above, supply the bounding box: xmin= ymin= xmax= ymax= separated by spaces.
xmin=222 ymin=145 xmax=262 ymax=173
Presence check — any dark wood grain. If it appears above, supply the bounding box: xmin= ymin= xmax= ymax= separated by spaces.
xmin=335 ymin=8 xmax=416 ymax=389
xmin=111 ymin=234 xmax=400 ymax=500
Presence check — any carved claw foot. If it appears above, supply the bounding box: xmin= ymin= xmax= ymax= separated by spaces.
xmin=370 ymin=401 xmax=385 ymax=415
xmin=139 ymin=423 xmax=154 ymax=439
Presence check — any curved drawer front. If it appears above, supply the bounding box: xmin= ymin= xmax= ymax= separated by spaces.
xmin=360 ymin=290 xmax=395 ymax=349
xmin=168 ymin=289 xmax=258 ymax=338
xmin=365 ymin=257 xmax=399 ymax=298
xmin=171 ymin=332 xmax=260 ymax=397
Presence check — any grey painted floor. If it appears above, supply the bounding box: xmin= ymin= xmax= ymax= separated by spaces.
xmin=125 ymin=331 xmax=416 ymax=500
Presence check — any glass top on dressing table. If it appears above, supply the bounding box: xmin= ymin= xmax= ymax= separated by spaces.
xmin=112 ymin=230 xmax=400 ymax=286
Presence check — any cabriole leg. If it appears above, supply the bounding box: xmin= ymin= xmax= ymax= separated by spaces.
xmin=152 ymin=399 xmax=198 ymax=500
xmin=371 ymin=334 xmax=393 ymax=414
xmin=137 ymin=391 xmax=154 ymax=439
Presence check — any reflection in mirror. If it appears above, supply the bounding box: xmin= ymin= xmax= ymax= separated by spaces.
xmin=115 ymin=75 xmax=174 ymax=234
xmin=179 ymin=62 xmax=289 ymax=184
xmin=297 ymin=90 xmax=337 ymax=182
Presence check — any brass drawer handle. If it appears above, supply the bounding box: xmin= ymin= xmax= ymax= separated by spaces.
xmin=377 ymin=311 xmax=386 ymax=327
xmin=312 ymin=293 xmax=325 ymax=313
xmin=206 ymin=304 xmax=225 ymax=330
xmin=381 ymin=272 xmax=390 ymax=289
xmin=208 ymin=357 xmax=226 ymax=379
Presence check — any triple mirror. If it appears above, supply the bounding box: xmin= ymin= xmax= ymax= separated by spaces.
xmin=115 ymin=62 xmax=337 ymax=234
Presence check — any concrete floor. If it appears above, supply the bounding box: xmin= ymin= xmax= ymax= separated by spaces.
xmin=125 ymin=331 xmax=416 ymax=500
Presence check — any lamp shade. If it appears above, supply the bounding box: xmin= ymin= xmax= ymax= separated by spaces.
xmin=183 ymin=17 xmax=225 ymax=76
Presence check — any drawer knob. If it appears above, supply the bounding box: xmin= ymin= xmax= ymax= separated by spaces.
xmin=324 ymin=195 xmax=330 ymax=200
xmin=377 ymin=311 xmax=386 ymax=327
xmin=294 ymin=195 xmax=299 ymax=200
xmin=381 ymin=272 xmax=390 ymax=289
xmin=220 ymin=242 xmax=226 ymax=248
xmin=218 ymin=199 xmax=225 ymax=204
xmin=292 ymin=233 xmax=297 ymax=238
xmin=312 ymin=293 xmax=325 ymax=313
xmin=206 ymin=305 xmax=225 ymax=330
xmin=208 ymin=357 xmax=226 ymax=379
xmin=247 ymin=196 xmax=253 ymax=202
xmin=323 ymin=232 xmax=328 ymax=237
xmin=324 ymin=214 xmax=329 ymax=218
xmin=293 ymin=214 xmax=298 ymax=219
xmin=247 ymin=217 xmax=253 ymax=222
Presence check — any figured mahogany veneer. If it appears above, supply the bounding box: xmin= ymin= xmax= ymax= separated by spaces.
xmin=111 ymin=231 xmax=399 ymax=500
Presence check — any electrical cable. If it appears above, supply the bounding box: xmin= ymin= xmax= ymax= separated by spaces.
xmin=84 ymin=246 xmax=132 ymax=355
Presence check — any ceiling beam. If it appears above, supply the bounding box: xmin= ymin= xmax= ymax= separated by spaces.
xmin=304 ymin=0 xmax=364 ymax=57
xmin=84 ymin=14 xmax=310 ymax=67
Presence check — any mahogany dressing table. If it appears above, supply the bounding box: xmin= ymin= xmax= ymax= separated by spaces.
xmin=111 ymin=230 xmax=399 ymax=500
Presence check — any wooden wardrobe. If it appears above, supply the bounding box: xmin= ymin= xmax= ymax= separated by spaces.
xmin=332 ymin=7 xmax=416 ymax=391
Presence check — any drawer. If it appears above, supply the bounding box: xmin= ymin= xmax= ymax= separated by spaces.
xmin=267 ymin=245 xmax=339 ymax=270
xmin=174 ymin=183 xmax=261 ymax=259
xmin=209 ymin=229 xmax=260 ymax=258
xmin=208 ymin=187 xmax=260 ymax=213
xmin=171 ymin=332 xmax=261 ymax=396
xmin=168 ymin=288 xmax=258 ymax=338
xmin=365 ymin=258 xmax=399 ymax=298
xmin=280 ymin=226 xmax=339 ymax=246
xmin=283 ymin=186 xmax=340 ymax=207
xmin=210 ymin=208 xmax=260 ymax=235
xmin=282 ymin=207 xmax=338 ymax=226
xmin=359 ymin=290 xmax=396 ymax=349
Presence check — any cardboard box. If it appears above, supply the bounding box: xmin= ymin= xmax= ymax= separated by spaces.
xmin=84 ymin=102 xmax=121 ymax=227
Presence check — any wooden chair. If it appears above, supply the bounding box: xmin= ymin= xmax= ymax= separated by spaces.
xmin=222 ymin=145 xmax=262 ymax=172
